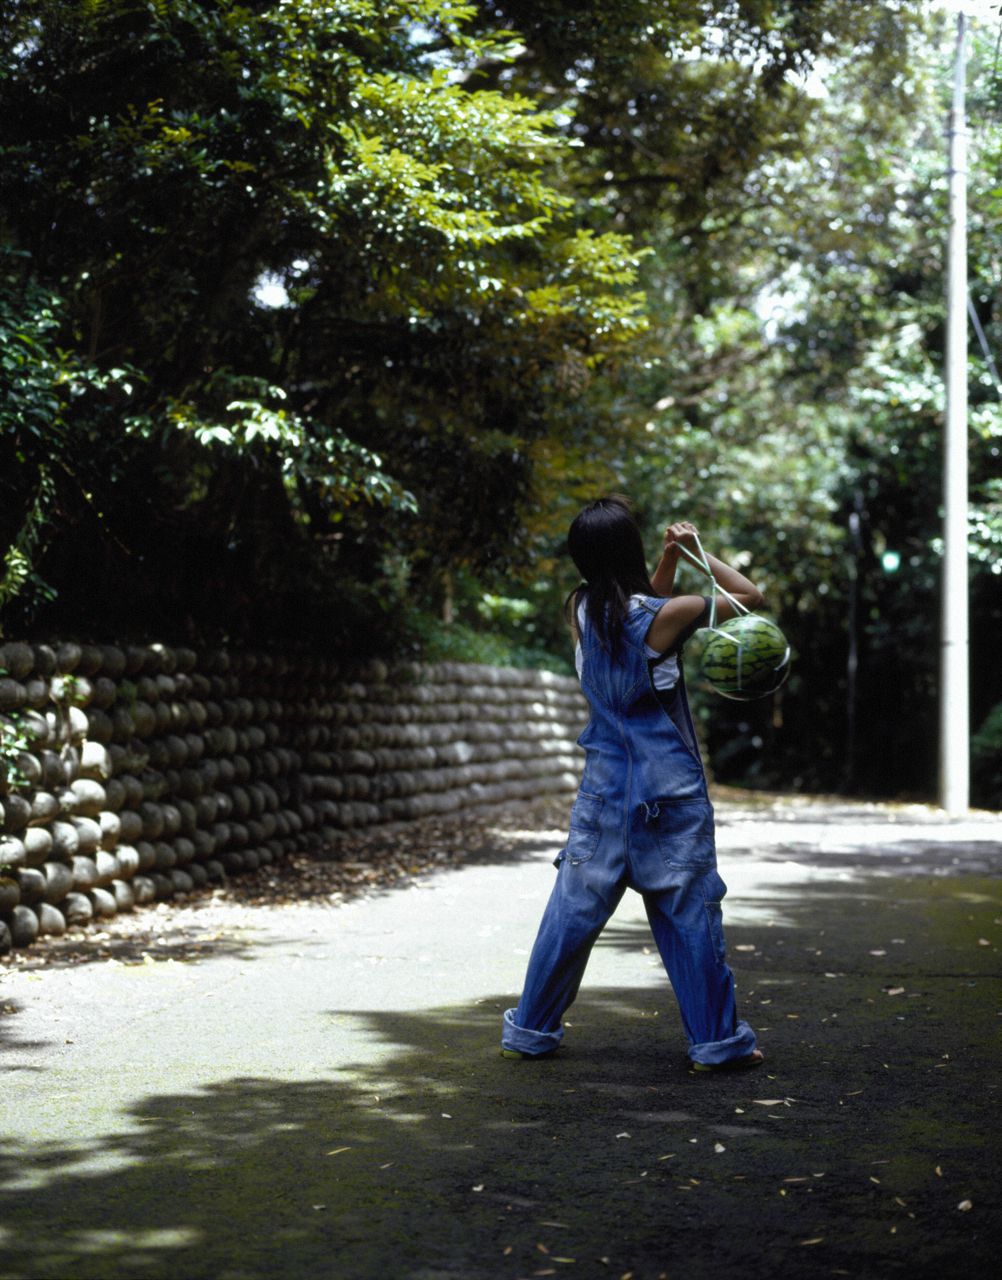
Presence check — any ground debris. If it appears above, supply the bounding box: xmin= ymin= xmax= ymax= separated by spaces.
xmin=2 ymin=798 xmax=572 ymax=970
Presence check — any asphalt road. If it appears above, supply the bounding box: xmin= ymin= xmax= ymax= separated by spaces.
xmin=1 ymin=795 xmax=1000 ymax=1280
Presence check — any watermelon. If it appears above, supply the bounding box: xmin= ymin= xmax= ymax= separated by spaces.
xmin=698 ymin=614 xmax=791 ymax=701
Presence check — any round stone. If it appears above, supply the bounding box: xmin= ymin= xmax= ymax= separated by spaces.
xmin=79 ymin=741 xmax=112 ymax=779
xmin=70 ymin=778 xmax=107 ymax=816
xmin=169 ymin=869 xmax=194 ymax=895
xmin=110 ymin=880 xmax=135 ymax=912
xmin=135 ymin=841 xmax=156 ymax=873
xmin=72 ymin=817 xmax=102 ymax=854
xmin=37 ymin=902 xmax=66 ymax=936
xmin=0 ymin=875 xmax=21 ymax=912
xmin=16 ymin=867 xmax=45 ymax=903
xmin=2 ymin=795 xmax=31 ymax=832
xmin=62 ymin=892 xmax=93 ymax=924
xmin=42 ymin=861 xmax=74 ymax=904
xmin=187 ymin=862 xmax=209 ymax=888
xmin=132 ymin=876 xmax=156 ymax=904
xmin=0 ymin=836 xmax=27 ymax=867
xmin=70 ymin=855 xmax=99 ymax=891
xmin=23 ymin=827 xmax=53 ymax=866
xmin=114 ymin=845 xmax=140 ymax=879
xmin=117 ymin=810 xmax=143 ymax=843
xmin=89 ymin=887 xmax=117 ymax=918
xmin=99 ymin=810 xmax=122 ymax=848
xmin=0 ymin=678 xmax=27 ymax=712
xmin=151 ymin=874 xmax=174 ymax=899
xmin=9 ymin=904 xmax=39 ymax=947
xmin=93 ymin=850 xmax=119 ymax=885
xmin=51 ymin=821 xmax=80 ymax=858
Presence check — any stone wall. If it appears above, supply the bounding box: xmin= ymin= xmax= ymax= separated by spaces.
xmin=0 ymin=641 xmax=586 ymax=953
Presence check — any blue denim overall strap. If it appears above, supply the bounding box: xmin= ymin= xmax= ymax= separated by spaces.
xmin=502 ymin=594 xmax=757 ymax=1065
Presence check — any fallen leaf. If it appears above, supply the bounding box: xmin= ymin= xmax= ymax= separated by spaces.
xmin=714 ymin=1143 xmax=726 ymax=1154
xmin=958 ymin=1199 xmax=973 ymax=1211
xmin=935 ymin=1166 xmax=943 ymax=1177
xmin=978 ymin=939 xmax=991 ymax=947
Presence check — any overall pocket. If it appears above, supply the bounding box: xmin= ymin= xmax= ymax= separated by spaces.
xmin=648 ymin=796 xmax=716 ymax=870
xmin=559 ymin=790 xmax=604 ymax=866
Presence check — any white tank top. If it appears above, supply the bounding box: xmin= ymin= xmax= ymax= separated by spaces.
xmin=574 ymin=597 xmax=681 ymax=691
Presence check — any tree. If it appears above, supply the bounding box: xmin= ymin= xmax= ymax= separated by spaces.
xmin=623 ymin=9 xmax=1002 ymax=799
xmin=1 ymin=0 xmax=647 ymax=642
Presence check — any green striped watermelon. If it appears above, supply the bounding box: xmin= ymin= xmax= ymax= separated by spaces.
xmin=699 ymin=614 xmax=791 ymax=701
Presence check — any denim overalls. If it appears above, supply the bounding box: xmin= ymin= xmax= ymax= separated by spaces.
xmin=501 ymin=595 xmax=757 ymax=1066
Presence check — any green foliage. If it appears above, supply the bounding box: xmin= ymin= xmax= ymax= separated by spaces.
xmin=0 ymin=0 xmax=648 ymax=641
xmin=971 ymin=702 xmax=1002 ymax=810
xmin=602 ymin=10 xmax=1002 ymax=799
xmin=0 ymin=711 xmax=31 ymax=792
xmin=410 ymin=612 xmax=572 ymax=675
xmin=3 ymin=0 xmax=998 ymax=805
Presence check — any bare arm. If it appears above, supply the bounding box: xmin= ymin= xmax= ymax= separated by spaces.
xmin=646 ymin=522 xmax=763 ymax=653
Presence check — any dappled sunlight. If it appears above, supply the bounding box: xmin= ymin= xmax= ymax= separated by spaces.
xmin=0 ymin=956 xmax=999 ymax=1279
xmin=1 ymin=800 xmax=998 ymax=1278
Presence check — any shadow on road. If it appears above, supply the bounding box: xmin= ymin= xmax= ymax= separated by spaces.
xmin=1 ymin=808 xmax=999 ymax=1280
xmin=1 ymin=954 xmax=999 ymax=1279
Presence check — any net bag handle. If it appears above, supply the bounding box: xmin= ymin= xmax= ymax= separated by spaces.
xmin=672 ymin=532 xmax=754 ymax=628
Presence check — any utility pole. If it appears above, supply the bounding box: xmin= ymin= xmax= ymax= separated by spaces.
xmin=940 ymin=10 xmax=969 ymax=815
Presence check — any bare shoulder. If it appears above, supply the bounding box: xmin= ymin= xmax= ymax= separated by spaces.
xmin=645 ymin=594 xmax=708 ymax=654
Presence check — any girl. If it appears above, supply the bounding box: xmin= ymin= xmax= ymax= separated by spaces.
xmin=500 ymin=496 xmax=764 ymax=1071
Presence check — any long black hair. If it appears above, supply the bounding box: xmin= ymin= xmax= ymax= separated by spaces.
xmin=565 ymin=495 xmax=656 ymax=656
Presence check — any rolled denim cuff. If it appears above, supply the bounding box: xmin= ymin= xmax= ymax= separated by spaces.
xmin=688 ymin=1019 xmax=757 ymax=1066
xmin=501 ymin=1007 xmax=564 ymax=1056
